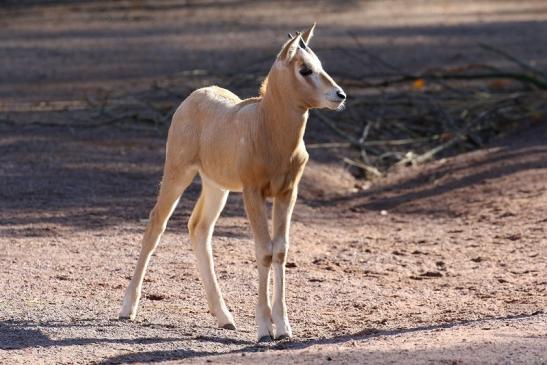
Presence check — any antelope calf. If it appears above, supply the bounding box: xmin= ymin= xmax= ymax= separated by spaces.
xmin=119 ymin=24 xmax=346 ymax=341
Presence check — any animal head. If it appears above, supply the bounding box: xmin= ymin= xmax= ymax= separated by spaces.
xmin=268 ymin=23 xmax=346 ymax=111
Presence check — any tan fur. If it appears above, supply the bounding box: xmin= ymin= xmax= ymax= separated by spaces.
xmin=119 ymin=24 xmax=346 ymax=341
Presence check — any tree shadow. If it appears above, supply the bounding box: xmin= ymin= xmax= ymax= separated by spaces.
xmin=362 ymin=152 xmax=547 ymax=212
xmin=1 ymin=1 xmax=547 ymax=232
xmin=0 ymin=319 xmax=188 ymax=351
xmin=1 ymin=1 xmax=547 ymax=101
xmin=0 ymin=124 xmax=250 ymax=234
xmin=2 ymin=0 xmax=360 ymax=12
xmin=1 ymin=116 xmax=545 ymax=233
xmin=317 ymin=125 xmax=547 ymax=215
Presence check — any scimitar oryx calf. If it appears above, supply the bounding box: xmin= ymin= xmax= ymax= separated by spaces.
xmin=119 ymin=23 xmax=346 ymax=342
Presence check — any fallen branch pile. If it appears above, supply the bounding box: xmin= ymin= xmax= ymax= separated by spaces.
xmin=311 ymin=42 xmax=547 ymax=178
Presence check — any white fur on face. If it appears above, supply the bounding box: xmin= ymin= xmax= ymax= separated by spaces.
xmin=296 ymin=48 xmax=345 ymax=110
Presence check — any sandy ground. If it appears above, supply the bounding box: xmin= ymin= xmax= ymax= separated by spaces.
xmin=1 ymin=1 xmax=546 ymax=364
xmin=0 ymin=115 xmax=545 ymax=365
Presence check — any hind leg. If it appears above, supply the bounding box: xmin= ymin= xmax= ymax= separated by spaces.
xmin=188 ymin=177 xmax=234 ymax=329
xmin=119 ymin=166 xmax=197 ymax=320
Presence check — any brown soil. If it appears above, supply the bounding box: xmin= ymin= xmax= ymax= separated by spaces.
xmin=1 ymin=1 xmax=546 ymax=364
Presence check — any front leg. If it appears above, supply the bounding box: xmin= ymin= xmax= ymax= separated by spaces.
xmin=271 ymin=188 xmax=297 ymax=340
xmin=243 ymin=188 xmax=274 ymax=342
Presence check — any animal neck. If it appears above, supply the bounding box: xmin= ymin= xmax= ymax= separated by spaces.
xmin=258 ymin=71 xmax=309 ymax=154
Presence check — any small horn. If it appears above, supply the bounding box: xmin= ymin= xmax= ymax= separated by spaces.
xmin=288 ymin=33 xmax=294 ymax=39
xmin=294 ymin=31 xmax=307 ymax=48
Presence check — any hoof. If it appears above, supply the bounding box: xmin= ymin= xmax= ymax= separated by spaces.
xmin=118 ymin=316 xmax=131 ymax=321
xmin=275 ymin=334 xmax=291 ymax=341
xmin=258 ymin=335 xmax=273 ymax=343
xmin=221 ymin=323 xmax=237 ymax=331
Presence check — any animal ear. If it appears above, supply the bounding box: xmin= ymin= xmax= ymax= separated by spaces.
xmin=301 ymin=22 xmax=316 ymax=44
xmin=278 ymin=33 xmax=301 ymax=62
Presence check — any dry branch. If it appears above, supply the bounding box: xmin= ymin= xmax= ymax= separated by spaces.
xmin=322 ymin=39 xmax=547 ymax=177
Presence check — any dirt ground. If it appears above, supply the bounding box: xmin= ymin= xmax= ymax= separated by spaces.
xmin=1 ymin=1 xmax=546 ymax=364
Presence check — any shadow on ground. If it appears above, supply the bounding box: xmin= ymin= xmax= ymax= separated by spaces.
xmin=0 ymin=311 xmax=542 ymax=363
xmin=0 ymin=124 xmax=251 ymax=234
xmin=313 ymin=123 xmax=547 ymax=216
xmin=1 ymin=0 xmax=547 ymax=232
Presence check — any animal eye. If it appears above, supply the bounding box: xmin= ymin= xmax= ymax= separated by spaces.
xmin=299 ymin=67 xmax=313 ymax=76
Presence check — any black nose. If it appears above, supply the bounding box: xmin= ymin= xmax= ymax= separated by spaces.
xmin=336 ymin=90 xmax=346 ymax=100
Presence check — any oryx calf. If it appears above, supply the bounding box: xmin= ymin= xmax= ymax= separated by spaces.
xmin=119 ymin=23 xmax=346 ymax=341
